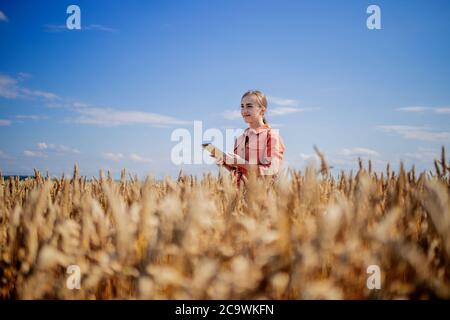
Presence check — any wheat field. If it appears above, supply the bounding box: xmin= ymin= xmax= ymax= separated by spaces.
xmin=1 ymin=146 xmax=449 ymax=300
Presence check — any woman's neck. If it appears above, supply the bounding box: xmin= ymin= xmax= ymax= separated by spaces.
xmin=248 ymin=119 xmax=265 ymax=130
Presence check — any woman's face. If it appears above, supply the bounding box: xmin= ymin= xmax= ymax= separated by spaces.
xmin=241 ymin=94 xmax=265 ymax=124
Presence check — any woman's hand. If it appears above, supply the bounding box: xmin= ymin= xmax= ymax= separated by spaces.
xmin=211 ymin=151 xmax=258 ymax=173
xmin=210 ymin=154 xmax=222 ymax=165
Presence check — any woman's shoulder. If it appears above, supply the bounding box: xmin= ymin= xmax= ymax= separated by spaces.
xmin=266 ymin=126 xmax=285 ymax=148
xmin=266 ymin=125 xmax=283 ymax=138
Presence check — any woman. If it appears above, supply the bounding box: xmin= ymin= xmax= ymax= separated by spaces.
xmin=215 ymin=90 xmax=285 ymax=187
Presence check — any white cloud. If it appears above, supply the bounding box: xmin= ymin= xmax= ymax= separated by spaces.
xmin=0 ymin=119 xmax=11 ymax=126
xmin=0 ymin=74 xmax=59 ymax=100
xmin=45 ymin=102 xmax=63 ymax=109
xmin=72 ymin=102 xmax=91 ymax=108
xmin=0 ymin=11 xmax=7 ymax=22
xmin=397 ymin=106 xmax=431 ymax=113
xmin=5 ymin=73 xmax=188 ymax=128
xmin=103 ymin=152 xmax=152 ymax=163
xmin=84 ymin=24 xmax=117 ymax=32
xmin=16 ymin=115 xmax=49 ymax=121
xmin=22 ymin=143 xmax=80 ymax=159
xmin=328 ymin=154 xmax=388 ymax=172
xmin=269 ymin=107 xmax=304 ymax=116
xmin=338 ymin=147 xmax=380 ymax=157
xmin=130 ymin=153 xmax=152 ymax=163
xmin=397 ymin=106 xmax=450 ymax=114
xmin=377 ymin=125 xmax=450 ymax=142
xmin=404 ymin=147 xmax=439 ymax=162
xmin=72 ymin=106 xmax=191 ymax=127
xmin=0 ymin=74 xmax=18 ymax=98
xmin=21 ymin=88 xmax=59 ymax=100
xmin=267 ymin=96 xmax=299 ymax=107
xmin=44 ymin=24 xmax=117 ymax=33
xmin=300 ymin=153 xmax=320 ymax=162
xmin=435 ymin=107 xmax=450 ymax=114
xmin=58 ymin=145 xmax=80 ymax=154
xmin=222 ymin=110 xmax=241 ymax=120
xmin=36 ymin=142 xmax=80 ymax=154
xmin=103 ymin=153 xmax=125 ymax=162
xmin=0 ymin=150 xmax=9 ymax=159
xmin=17 ymin=72 xmax=32 ymax=81
xmin=23 ymin=150 xmax=46 ymax=158
xmin=37 ymin=142 xmax=48 ymax=150
xmin=296 ymin=147 xmax=386 ymax=173
xmin=43 ymin=24 xmax=66 ymax=32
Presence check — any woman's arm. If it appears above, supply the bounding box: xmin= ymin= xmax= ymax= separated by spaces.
xmin=257 ymin=131 xmax=285 ymax=176
xmin=222 ymin=162 xmax=237 ymax=172
xmin=225 ymin=131 xmax=284 ymax=175
xmin=210 ymin=146 xmax=237 ymax=173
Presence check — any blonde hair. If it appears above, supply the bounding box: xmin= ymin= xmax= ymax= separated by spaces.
xmin=241 ymin=90 xmax=268 ymax=124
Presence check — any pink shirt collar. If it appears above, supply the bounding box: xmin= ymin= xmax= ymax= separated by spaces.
xmin=245 ymin=124 xmax=271 ymax=135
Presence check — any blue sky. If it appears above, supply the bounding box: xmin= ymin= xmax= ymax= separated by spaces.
xmin=1 ymin=0 xmax=449 ymax=179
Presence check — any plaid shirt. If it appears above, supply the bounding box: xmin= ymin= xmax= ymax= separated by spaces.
xmin=222 ymin=124 xmax=285 ymax=186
